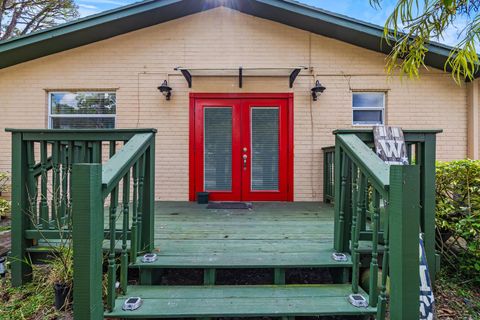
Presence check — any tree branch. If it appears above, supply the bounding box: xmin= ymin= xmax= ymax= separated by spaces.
xmin=0 ymin=0 xmax=78 ymax=40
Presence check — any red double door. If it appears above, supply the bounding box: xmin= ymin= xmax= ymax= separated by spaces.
xmin=190 ymin=94 xmax=293 ymax=201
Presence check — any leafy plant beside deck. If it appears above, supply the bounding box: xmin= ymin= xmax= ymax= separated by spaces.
xmin=436 ymin=159 xmax=480 ymax=283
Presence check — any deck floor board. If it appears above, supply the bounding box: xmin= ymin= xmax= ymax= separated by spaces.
xmin=129 ymin=202 xmax=348 ymax=268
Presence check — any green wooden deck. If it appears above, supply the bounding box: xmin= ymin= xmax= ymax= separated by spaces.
xmin=9 ymin=129 xmax=441 ymax=319
xmin=136 ymin=201 xmax=349 ymax=269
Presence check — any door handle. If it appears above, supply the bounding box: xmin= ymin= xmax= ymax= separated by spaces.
xmin=242 ymin=154 xmax=248 ymax=169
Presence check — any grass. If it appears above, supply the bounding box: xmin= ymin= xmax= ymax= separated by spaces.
xmin=435 ymin=268 xmax=480 ymax=319
xmin=0 ymin=266 xmax=72 ymax=320
xmin=0 ymin=225 xmax=10 ymax=232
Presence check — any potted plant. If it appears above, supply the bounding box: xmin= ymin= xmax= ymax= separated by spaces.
xmin=47 ymin=246 xmax=73 ymax=311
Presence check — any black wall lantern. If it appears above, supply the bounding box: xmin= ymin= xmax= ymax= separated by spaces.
xmin=311 ymin=80 xmax=326 ymax=101
xmin=158 ymin=80 xmax=172 ymax=100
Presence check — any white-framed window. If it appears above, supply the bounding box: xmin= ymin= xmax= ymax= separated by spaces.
xmin=352 ymin=92 xmax=385 ymax=126
xmin=48 ymin=91 xmax=116 ymax=129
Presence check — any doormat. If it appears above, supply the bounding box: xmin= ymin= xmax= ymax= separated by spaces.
xmin=207 ymin=202 xmax=252 ymax=210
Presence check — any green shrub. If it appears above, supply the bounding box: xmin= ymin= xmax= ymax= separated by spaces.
xmin=0 ymin=171 xmax=9 ymax=193
xmin=436 ymin=160 xmax=480 ymax=282
xmin=0 ymin=198 xmax=11 ymax=218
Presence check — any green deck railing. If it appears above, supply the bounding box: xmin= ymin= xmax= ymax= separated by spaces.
xmin=7 ymin=128 xmax=156 ymax=319
xmin=327 ymin=129 xmax=441 ymax=319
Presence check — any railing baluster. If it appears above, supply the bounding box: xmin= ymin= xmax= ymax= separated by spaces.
xmin=73 ymin=142 xmax=80 ymax=163
xmin=141 ymin=141 xmax=155 ymax=253
xmin=323 ymin=147 xmax=336 ymax=204
xmin=350 ymin=163 xmax=359 ymax=293
xmin=360 ymin=180 xmax=368 ymax=232
xmin=60 ymin=144 xmax=68 ymax=225
xmin=80 ymin=141 xmax=88 ymax=163
xmin=137 ymin=154 xmax=145 ymax=252
xmin=107 ymin=198 xmax=118 ymax=311
xmin=26 ymin=141 xmax=37 ymax=228
xmin=121 ymin=168 xmax=130 ymax=294
xmin=40 ymin=141 xmax=49 ymax=229
xmin=67 ymin=141 xmax=74 ymax=219
xmin=91 ymin=141 xmax=102 ymax=163
xmin=351 ymin=170 xmax=365 ymax=294
xmin=86 ymin=141 xmax=92 ymax=162
xmin=369 ymin=189 xmax=380 ymax=307
xmin=107 ymin=141 xmax=118 ymax=311
xmin=349 ymin=162 xmax=358 ymax=247
xmin=51 ymin=141 xmax=60 ymax=226
xmin=329 ymin=152 xmax=334 ymax=197
xmin=130 ymin=162 xmax=139 ymax=263
xmin=337 ymin=152 xmax=348 ymax=251
xmin=377 ymin=202 xmax=390 ymax=319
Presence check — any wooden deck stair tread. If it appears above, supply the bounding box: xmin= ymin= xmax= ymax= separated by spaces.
xmin=106 ymin=285 xmax=376 ymax=318
xmin=132 ymin=247 xmax=352 ymax=268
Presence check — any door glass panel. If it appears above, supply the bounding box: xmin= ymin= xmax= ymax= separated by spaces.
xmin=204 ymin=107 xmax=232 ymax=191
xmin=251 ymin=108 xmax=279 ymax=191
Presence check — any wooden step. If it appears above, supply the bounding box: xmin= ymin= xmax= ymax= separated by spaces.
xmin=106 ymin=285 xmax=376 ymax=318
xmin=131 ymin=247 xmax=351 ymax=269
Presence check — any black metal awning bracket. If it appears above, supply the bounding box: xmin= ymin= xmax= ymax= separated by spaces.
xmin=175 ymin=67 xmax=192 ymax=88
xmin=289 ymin=68 xmax=302 ymax=88
xmin=181 ymin=69 xmax=192 ymax=88
xmin=239 ymin=67 xmax=243 ymax=88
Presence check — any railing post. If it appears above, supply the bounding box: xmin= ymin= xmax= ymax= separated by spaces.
xmin=72 ymin=164 xmax=104 ymax=320
xmin=323 ymin=149 xmax=329 ymax=203
xmin=141 ymin=140 xmax=155 ymax=252
xmin=11 ymin=132 xmax=32 ymax=286
xmin=417 ymin=134 xmax=438 ymax=282
xmin=389 ymin=165 xmax=420 ymax=319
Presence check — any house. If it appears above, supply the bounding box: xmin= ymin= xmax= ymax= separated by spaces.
xmin=0 ymin=0 xmax=479 ymax=203
xmin=0 ymin=0 xmax=471 ymax=319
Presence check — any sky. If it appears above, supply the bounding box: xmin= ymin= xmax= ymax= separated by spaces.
xmin=75 ymin=0 xmax=466 ymax=47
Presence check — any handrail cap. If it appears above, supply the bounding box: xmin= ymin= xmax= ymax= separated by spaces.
xmin=333 ymin=128 xmax=443 ymax=135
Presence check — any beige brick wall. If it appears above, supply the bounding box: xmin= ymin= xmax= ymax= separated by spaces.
xmin=0 ymin=7 xmax=470 ymax=201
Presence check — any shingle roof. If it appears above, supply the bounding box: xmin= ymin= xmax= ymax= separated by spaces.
xmin=0 ymin=0 xmax=461 ymax=75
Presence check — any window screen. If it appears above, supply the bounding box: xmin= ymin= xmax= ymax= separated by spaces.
xmin=204 ymin=107 xmax=232 ymax=191
xmin=49 ymin=92 xmax=116 ymax=129
xmin=251 ymin=108 xmax=279 ymax=191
